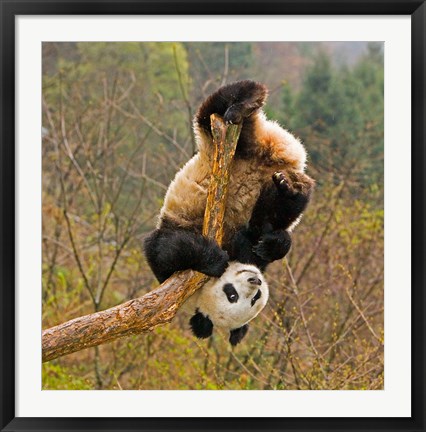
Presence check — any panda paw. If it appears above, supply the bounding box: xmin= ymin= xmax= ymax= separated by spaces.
xmin=224 ymin=103 xmax=251 ymax=124
xmin=223 ymin=81 xmax=267 ymax=124
xmin=253 ymin=231 xmax=292 ymax=262
xmin=197 ymin=250 xmax=230 ymax=278
xmin=272 ymin=172 xmax=296 ymax=196
xmin=273 ymin=171 xmax=314 ymax=198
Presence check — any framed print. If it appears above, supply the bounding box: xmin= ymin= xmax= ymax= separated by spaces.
xmin=1 ymin=1 xmax=425 ymax=431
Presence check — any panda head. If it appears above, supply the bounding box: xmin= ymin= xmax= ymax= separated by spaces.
xmin=188 ymin=262 xmax=269 ymax=346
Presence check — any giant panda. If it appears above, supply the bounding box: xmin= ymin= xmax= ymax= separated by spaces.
xmin=181 ymin=262 xmax=269 ymax=346
xmin=144 ymin=80 xmax=314 ymax=343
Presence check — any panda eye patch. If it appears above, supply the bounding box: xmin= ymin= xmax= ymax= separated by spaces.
xmin=223 ymin=283 xmax=239 ymax=303
xmin=251 ymin=289 xmax=262 ymax=307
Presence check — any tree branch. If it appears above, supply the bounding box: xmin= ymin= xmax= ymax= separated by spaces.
xmin=42 ymin=114 xmax=241 ymax=363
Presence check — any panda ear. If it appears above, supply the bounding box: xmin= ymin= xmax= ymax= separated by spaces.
xmin=189 ymin=310 xmax=213 ymax=339
xmin=229 ymin=324 xmax=249 ymax=346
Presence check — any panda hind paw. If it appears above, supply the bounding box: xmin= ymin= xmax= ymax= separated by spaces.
xmin=253 ymin=231 xmax=292 ymax=262
xmin=223 ymin=81 xmax=267 ymax=124
xmin=223 ymin=103 xmax=246 ymax=125
xmin=272 ymin=171 xmax=297 ymax=197
xmin=273 ymin=171 xmax=315 ymax=199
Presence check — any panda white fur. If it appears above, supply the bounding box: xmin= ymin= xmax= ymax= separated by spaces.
xmin=144 ymin=80 xmax=314 ymax=344
xmin=181 ymin=262 xmax=269 ymax=346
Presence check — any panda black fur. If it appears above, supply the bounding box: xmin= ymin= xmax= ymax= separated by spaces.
xmin=181 ymin=262 xmax=269 ymax=346
xmin=144 ymin=80 xmax=315 ymax=283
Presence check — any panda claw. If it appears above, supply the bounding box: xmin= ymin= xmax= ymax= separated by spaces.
xmin=273 ymin=172 xmax=288 ymax=187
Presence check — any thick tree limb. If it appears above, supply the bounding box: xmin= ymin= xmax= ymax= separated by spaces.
xmin=42 ymin=114 xmax=241 ymax=362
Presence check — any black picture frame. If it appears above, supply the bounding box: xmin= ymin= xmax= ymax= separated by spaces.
xmin=1 ymin=1 xmax=425 ymax=431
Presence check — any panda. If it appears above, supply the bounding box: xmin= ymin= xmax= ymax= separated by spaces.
xmin=144 ymin=80 xmax=314 ymax=343
xmin=181 ymin=262 xmax=269 ymax=346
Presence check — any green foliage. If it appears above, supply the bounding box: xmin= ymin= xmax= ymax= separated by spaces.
xmin=43 ymin=362 xmax=93 ymax=389
xmin=43 ymin=42 xmax=191 ymax=152
xmin=283 ymin=45 xmax=384 ymax=192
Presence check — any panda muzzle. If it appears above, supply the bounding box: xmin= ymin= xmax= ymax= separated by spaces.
xmin=248 ymin=277 xmax=262 ymax=286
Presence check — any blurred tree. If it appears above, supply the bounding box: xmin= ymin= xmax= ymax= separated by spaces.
xmin=186 ymin=42 xmax=253 ymax=97
xmin=284 ymin=46 xmax=383 ymax=198
xmin=42 ymin=42 xmax=194 ymax=388
xmin=43 ymin=42 xmax=193 ymax=188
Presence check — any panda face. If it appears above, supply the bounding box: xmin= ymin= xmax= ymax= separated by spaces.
xmin=199 ymin=263 xmax=268 ymax=330
xmin=187 ymin=262 xmax=269 ymax=345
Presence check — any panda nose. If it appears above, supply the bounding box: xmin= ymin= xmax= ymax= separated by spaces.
xmin=248 ymin=277 xmax=262 ymax=286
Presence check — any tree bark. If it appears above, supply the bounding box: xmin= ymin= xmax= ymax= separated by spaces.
xmin=42 ymin=114 xmax=241 ymax=363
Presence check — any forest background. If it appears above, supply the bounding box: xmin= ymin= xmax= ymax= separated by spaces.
xmin=42 ymin=41 xmax=384 ymax=390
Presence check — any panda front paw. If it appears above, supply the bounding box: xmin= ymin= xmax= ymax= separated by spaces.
xmin=253 ymin=231 xmax=292 ymax=262
xmin=198 ymin=250 xmax=230 ymax=278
